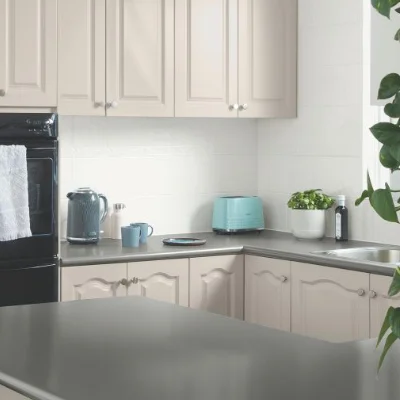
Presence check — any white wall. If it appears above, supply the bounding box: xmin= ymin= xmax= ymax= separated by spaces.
xmin=59 ymin=117 xmax=258 ymax=238
xmin=257 ymin=0 xmax=367 ymax=240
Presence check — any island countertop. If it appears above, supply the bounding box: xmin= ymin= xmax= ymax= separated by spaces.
xmin=61 ymin=230 xmax=397 ymax=276
xmin=0 ymin=296 xmax=398 ymax=400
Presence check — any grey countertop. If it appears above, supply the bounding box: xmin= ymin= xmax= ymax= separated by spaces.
xmin=0 ymin=296 xmax=399 ymax=400
xmin=61 ymin=230 xmax=397 ymax=276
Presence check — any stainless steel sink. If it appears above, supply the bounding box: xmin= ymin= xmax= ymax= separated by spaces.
xmin=316 ymin=247 xmax=400 ymax=264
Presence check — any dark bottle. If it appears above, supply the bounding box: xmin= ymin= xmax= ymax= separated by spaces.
xmin=335 ymin=195 xmax=348 ymax=242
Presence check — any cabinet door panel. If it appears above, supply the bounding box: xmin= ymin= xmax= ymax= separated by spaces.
xmin=238 ymin=0 xmax=297 ymax=118
xmin=291 ymin=262 xmax=370 ymax=342
xmin=0 ymin=0 xmax=57 ymax=107
xmin=370 ymin=274 xmax=400 ymax=338
xmin=245 ymin=256 xmax=290 ymax=331
xmin=190 ymin=255 xmax=244 ymax=319
xmin=175 ymin=0 xmax=238 ymax=117
xmin=106 ymin=0 xmax=174 ymax=117
xmin=61 ymin=264 xmax=127 ymax=301
xmin=128 ymin=259 xmax=189 ymax=306
xmin=58 ymin=0 xmax=106 ymax=115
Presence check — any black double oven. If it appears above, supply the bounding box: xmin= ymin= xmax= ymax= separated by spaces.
xmin=0 ymin=114 xmax=58 ymax=307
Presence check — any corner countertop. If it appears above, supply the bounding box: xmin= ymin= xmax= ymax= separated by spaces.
xmin=61 ymin=230 xmax=397 ymax=276
xmin=0 ymin=296 xmax=398 ymax=400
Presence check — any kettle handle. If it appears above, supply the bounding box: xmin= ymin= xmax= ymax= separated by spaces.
xmin=99 ymin=194 xmax=108 ymax=223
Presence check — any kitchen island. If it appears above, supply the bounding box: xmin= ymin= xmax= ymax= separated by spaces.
xmin=0 ymin=297 xmax=398 ymax=400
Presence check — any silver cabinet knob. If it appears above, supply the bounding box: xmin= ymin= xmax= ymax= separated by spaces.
xmin=229 ymin=104 xmax=239 ymax=111
xmin=106 ymin=100 xmax=118 ymax=109
xmin=239 ymin=103 xmax=248 ymax=111
xmin=357 ymin=289 xmax=365 ymax=297
xmin=280 ymin=276 xmax=288 ymax=283
xmin=0 ymin=89 xmax=6 ymax=97
xmin=119 ymin=278 xmax=128 ymax=287
xmin=369 ymin=290 xmax=377 ymax=299
xmin=94 ymin=101 xmax=105 ymax=108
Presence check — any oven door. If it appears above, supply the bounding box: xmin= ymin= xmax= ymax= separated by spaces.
xmin=0 ymin=143 xmax=58 ymax=261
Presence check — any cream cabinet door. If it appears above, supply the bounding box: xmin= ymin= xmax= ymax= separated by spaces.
xmin=370 ymin=274 xmax=400 ymax=339
xmin=128 ymin=259 xmax=189 ymax=306
xmin=245 ymin=256 xmax=291 ymax=331
xmin=61 ymin=264 xmax=127 ymax=301
xmin=0 ymin=0 xmax=57 ymax=107
xmin=291 ymin=262 xmax=370 ymax=342
xmin=0 ymin=386 xmax=30 ymax=400
xmin=58 ymin=0 xmax=106 ymax=115
xmin=106 ymin=0 xmax=174 ymax=117
xmin=175 ymin=0 xmax=238 ymax=117
xmin=238 ymin=0 xmax=297 ymax=118
xmin=190 ymin=255 xmax=244 ymax=319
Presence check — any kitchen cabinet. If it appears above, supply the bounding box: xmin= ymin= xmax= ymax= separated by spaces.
xmin=370 ymin=274 xmax=400 ymax=338
xmin=238 ymin=0 xmax=297 ymax=118
xmin=58 ymin=0 xmax=174 ymax=117
xmin=61 ymin=264 xmax=127 ymax=301
xmin=106 ymin=0 xmax=174 ymax=117
xmin=58 ymin=0 xmax=106 ymax=116
xmin=245 ymin=255 xmax=291 ymax=331
xmin=175 ymin=0 xmax=297 ymax=118
xmin=128 ymin=259 xmax=189 ymax=306
xmin=189 ymin=255 xmax=244 ymax=319
xmin=0 ymin=385 xmax=29 ymax=400
xmin=0 ymin=0 xmax=57 ymax=107
xmin=291 ymin=262 xmax=370 ymax=342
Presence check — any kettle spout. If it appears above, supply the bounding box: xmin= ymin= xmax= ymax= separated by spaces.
xmin=66 ymin=192 xmax=74 ymax=200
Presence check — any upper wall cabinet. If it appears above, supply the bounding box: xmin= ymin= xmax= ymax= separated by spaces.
xmin=0 ymin=0 xmax=57 ymax=107
xmin=175 ymin=0 xmax=297 ymax=118
xmin=106 ymin=0 xmax=174 ymax=117
xmin=58 ymin=0 xmax=106 ymax=116
xmin=238 ymin=0 xmax=297 ymax=118
xmin=58 ymin=0 xmax=174 ymax=117
xmin=175 ymin=0 xmax=238 ymax=117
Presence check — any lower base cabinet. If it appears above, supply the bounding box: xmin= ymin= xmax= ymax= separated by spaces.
xmin=291 ymin=262 xmax=370 ymax=342
xmin=370 ymin=274 xmax=400 ymax=338
xmin=128 ymin=259 xmax=189 ymax=306
xmin=0 ymin=385 xmax=29 ymax=400
xmin=245 ymin=255 xmax=290 ymax=331
xmin=61 ymin=260 xmax=189 ymax=306
xmin=189 ymin=255 xmax=244 ymax=319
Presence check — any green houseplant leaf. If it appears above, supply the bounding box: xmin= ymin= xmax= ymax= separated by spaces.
xmin=389 ymin=143 xmax=400 ymax=163
xmin=384 ymin=102 xmax=400 ymax=118
xmin=395 ymin=28 xmax=400 ymax=41
xmin=372 ymin=0 xmax=400 ymax=17
xmin=388 ymin=267 xmax=400 ymax=296
xmin=389 ymin=307 xmax=400 ymax=336
xmin=370 ymin=122 xmax=400 ymax=145
xmin=377 ymin=307 xmax=395 ymax=347
xmin=380 ymin=144 xmax=400 ymax=167
xmin=378 ymin=333 xmax=398 ymax=371
xmin=378 ymin=73 xmax=400 ymax=99
xmin=370 ymin=184 xmax=399 ymax=222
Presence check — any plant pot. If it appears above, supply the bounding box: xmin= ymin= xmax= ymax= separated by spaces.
xmin=290 ymin=209 xmax=326 ymax=240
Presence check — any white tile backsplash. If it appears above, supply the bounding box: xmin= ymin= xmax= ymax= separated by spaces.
xmin=59 ymin=117 xmax=258 ymax=239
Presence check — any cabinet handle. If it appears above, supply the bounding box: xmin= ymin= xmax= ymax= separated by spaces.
xmin=106 ymin=100 xmax=118 ymax=109
xmin=357 ymin=289 xmax=365 ymax=297
xmin=369 ymin=290 xmax=377 ymax=299
xmin=229 ymin=104 xmax=239 ymax=111
xmin=280 ymin=276 xmax=288 ymax=283
xmin=94 ymin=101 xmax=105 ymax=108
xmin=0 ymin=89 xmax=5 ymax=97
xmin=119 ymin=278 xmax=129 ymax=287
xmin=239 ymin=104 xmax=248 ymax=111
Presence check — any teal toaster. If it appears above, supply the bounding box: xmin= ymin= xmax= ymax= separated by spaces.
xmin=212 ymin=196 xmax=265 ymax=233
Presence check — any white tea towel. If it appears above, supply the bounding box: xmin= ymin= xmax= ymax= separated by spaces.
xmin=0 ymin=145 xmax=32 ymax=241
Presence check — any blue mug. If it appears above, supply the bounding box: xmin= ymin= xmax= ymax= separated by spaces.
xmin=121 ymin=226 xmax=141 ymax=248
xmin=130 ymin=223 xmax=154 ymax=244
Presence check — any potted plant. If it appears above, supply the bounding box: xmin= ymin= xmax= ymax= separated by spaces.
xmin=356 ymin=0 xmax=400 ymax=370
xmin=287 ymin=189 xmax=335 ymax=240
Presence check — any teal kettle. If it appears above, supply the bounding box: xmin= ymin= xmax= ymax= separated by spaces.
xmin=66 ymin=187 xmax=108 ymax=244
